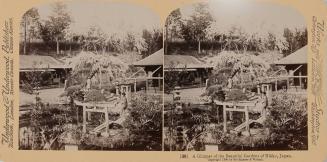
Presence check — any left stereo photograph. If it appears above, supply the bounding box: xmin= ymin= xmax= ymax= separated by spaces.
xmin=18 ymin=1 xmax=163 ymax=151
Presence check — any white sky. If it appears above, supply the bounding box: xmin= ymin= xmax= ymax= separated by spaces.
xmin=180 ymin=0 xmax=306 ymax=35
xmin=36 ymin=1 xmax=161 ymax=35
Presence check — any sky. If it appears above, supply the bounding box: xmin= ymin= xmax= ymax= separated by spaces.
xmin=35 ymin=1 xmax=161 ymax=35
xmin=180 ymin=0 xmax=306 ymax=35
xmin=33 ymin=0 xmax=307 ymax=36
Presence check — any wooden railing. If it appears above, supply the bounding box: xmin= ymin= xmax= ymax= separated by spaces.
xmin=263 ymin=75 xmax=307 ymax=91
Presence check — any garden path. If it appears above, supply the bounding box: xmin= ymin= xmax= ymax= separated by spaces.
xmin=164 ymin=87 xmax=206 ymax=104
xmin=20 ymin=88 xmax=65 ymax=106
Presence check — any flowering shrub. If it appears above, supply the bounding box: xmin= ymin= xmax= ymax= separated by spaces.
xmin=123 ymin=92 xmax=162 ymax=150
xmin=264 ymin=92 xmax=307 ymax=150
xmin=203 ymin=51 xmax=270 ymax=85
xmin=65 ymin=51 xmax=128 ymax=86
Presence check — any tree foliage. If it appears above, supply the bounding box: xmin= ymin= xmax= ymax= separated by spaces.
xmin=142 ymin=28 xmax=163 ymax=57
xmin=180 ymin=3 xmax=213 ymax=53
xmin=65 ymin=51 xmax=128 ymax=86
xmin=40 ymin=2 xmax=72 ymax=54
xmin=21 ymin=8 xmax=40 ymax=54
xmin=165 ymin=2 xmax=307 ymax=55
xmin=165 ymin=9 xmax=183 ymax=41
xmin=204 ymin=51 xmax=270 ymax=85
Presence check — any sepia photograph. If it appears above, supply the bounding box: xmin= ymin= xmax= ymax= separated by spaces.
xmin=18 ymin=1 xmax=163 ymax=150
xmin=163 ymin=0 xmax=308 ymax=151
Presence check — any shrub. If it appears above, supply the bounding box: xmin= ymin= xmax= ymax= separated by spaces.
xmin=84 ymin=89 xmax=106 ymax=102
xmin=202 ymin=85 xmax=225 ymax=101
xmin=264 ymin=92 xmax=307 ymax=150
xmin=25 ymin=104 xmax=76 ymax=150
xmin=60 ymin=85 xmax=84 ymax=99
xmin=123 ymin=93 xmax=162 ymax=150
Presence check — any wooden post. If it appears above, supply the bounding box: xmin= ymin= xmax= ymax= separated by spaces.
xmin=223 ymin=104 xmax=227 ymax=132
xmin=245 ymin=106 xmax=250 ymax=136
xmin=299 ymin=71 xmax=302 ymax=89
xmin=134 ymin=79 xmax=137 ymax=93
xmin=87 ymin=110 xmax=91 ymax=121
xmin=267 ymin=84 xmax=272 ymax=106
xmin=257 ymin=84 xmax=261 ymax=95
xmin=105 ymin=107 xmax=109 ymax=133
xmin=116 ymin=85 xmax=119 ymax=95
xmin=287 ymin=78 xmax=290 ymax=91
xmin=229 ymin=106 xmax=235 ymax=120
xmin=82 ymin=106 xmax=86 ymax=133
xmin=217 ymin=105 xmax=219 ymax=124
xmin=146 ymin=79 xmax=148 ymax=93
xmin=158 ymin=74 xmax=161 ymax=91
xmin=275 ymin=79 xmax=278 ymax=91
xmin=240 ymin=68 xmax=243 ymax=88
xmin=99 ymin=66 xmax=102 ymax=89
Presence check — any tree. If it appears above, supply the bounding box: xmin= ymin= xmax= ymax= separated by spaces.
xmin=43 ymin=2 xmax=72 ymax=55
xmin=165 ymin=9 xmax=182 ymax=53
xmin=124 ymin=31 xmax=148 ymax=54
xmin=63 ymin=27 xmax=75 ymax=54
xmin=65 ymin=51 xmax=128 ymax=88
xmin=21 ymin=8 xmax=40 ymax=54
xmin=181 ymin=3 xmax=213 ymax=54
xmin=81 ymin=25 xmax=107 ymax=53
xmin=204 ymin=51 xmax=270 ymax=85
xmin=283 ymin=28 xmax=307 ymax=56
xmin=107 ymin=32 xmax=125 ymax=53
xmin=206 ymin=21 xmax=290 ymax=53
xmin=142 ymin=28 xmax=163 ymax=57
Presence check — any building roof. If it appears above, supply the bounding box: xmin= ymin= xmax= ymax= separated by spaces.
xmin=275 ymin=46 xmax=307 ymax=65
xmin=133 ymin=49 xmax=163 ymax=66
xmin=20 ymin=55 xmax=71 ymax=70
xmin=164 ymin=54 xmax=213 ymax=69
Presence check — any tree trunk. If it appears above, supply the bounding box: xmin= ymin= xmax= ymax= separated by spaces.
xmin=164 ymin=25 xmax=168 ymax=54
xmin=24 ymin=18 xmax=27 ymax=55
xmin=28 ymin=32 xmax=31 ymax=54
xmin=69 ymin=40 xmax=72 ymax=54
xmin=56 ymin=37 xmax=60 ymax=55
xmin=99 ymin=66 xmax=102 ymax=89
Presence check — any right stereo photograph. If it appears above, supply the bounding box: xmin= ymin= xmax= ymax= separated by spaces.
xmin=163 ymin=0 xmax=308 ymax=151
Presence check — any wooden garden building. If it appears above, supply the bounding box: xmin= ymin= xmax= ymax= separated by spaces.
xmin=132 ymin=49 xmax=163 ymax=93
xmin=274 ymin=45 xmax=307 ymax=90
xmin=19 ymin=55 xmax=72 ymax=87
xmin=164 ymin=54 xmax=213 ymax=87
